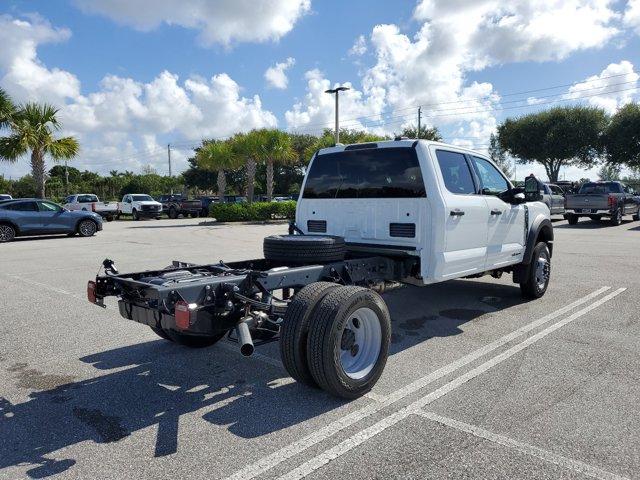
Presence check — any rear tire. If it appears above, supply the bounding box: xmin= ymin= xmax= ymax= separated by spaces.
xmin=78 ymin=219 xmax=97 ymax=237
xmin=633 ymin=208 xmax=640 ymax=221
xmin=610 ymin=208 xmax=623 ymax=226
xmin=520 ymin=242 xmax=551 ymax=299
xmin=165 ymin=330 xmax=226 ymax=348
xmin=306 ymin=286 xmax=391 ymax=399
xmin=280 ymin=282 xmax=341 ymax=387
xmin=0 ymin=223 xmax=16 ymax=242
xmin=263 ymin=235 xmax=346 ymax=264
xmin=566 ymin=214 xmax=578 ymax=225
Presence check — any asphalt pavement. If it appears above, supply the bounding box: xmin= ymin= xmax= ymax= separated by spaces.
xmin=0 ymin=216 xmax=638 ymax=479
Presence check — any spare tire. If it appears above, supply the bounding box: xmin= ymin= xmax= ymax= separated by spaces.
xmin=263 ymin=234 xmax=346 ymax=264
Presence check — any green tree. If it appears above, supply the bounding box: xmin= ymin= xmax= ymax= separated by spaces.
xmin=196 ymin=139 xmax=241 ymax=201
xmin=399 ymin=125 xmax=442 ymax=141
xmin=597 ymin=163 xmax=621 ymax=181
xmin=0 ymin=88 xmax=16 ymax=129
xmin=498 ymin=106 xmax=608 ymax=182
xmin=232 ymin=131 xmax=262 ymax=203
xmin=304 ymin=128 xmax=388 ymax=159
xmin=0 ymin=103 xmax=79 ymax=198
xmin=255 ymin=129 xmax=296 ymax=201
xmin=488 ymin=133 xmax=514 ymax=178
xmin=604 ymin=102 xmax=640 ymax=169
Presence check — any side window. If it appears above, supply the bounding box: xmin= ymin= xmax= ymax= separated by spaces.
xmin=435 ymin=150 xmax=476 ymax=195
xmin=5 ymin=201 xmax=38 ymax=212
xmin=471 ymin=156 xmax=510 ymax=196
xmin=38 ymin=201 xmax=62 ymax=212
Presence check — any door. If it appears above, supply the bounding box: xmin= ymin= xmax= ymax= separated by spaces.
xmin=37 ymin=201 xmax=73 ymax=232
xmin=3 ymin=201 xmax=40 ymax=232
xmin=121 ymin=195 xmax=132 ymax=214
xmin=622 ymin=185 xmax=637 ymax=214
xmin=433 ymin=149 xmax=488 ymax=279
xmin=469 ymin=156 xmax=525 ymax=269
xmin=549 ymin=185 xmax=565 ymax=214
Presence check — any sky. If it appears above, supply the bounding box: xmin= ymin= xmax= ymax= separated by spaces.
xmin=0 ymin=0 xmax=639 ymax=181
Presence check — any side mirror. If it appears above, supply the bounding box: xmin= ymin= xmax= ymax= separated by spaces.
xmin=524 ymin=175 xmax=543 ymax=202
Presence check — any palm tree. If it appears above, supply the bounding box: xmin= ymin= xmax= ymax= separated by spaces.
xmin=0 ymin=88 xmax=15 ymax=129
xmin=255 ymin=129 xmax=296 ymax=201
xmin=232 ymin=131 xmax=262 ymax=203
xmin=196 ymin=139 xmax=240 ymax=201
xmin=0 ymin=103 xmax=79 ymax=198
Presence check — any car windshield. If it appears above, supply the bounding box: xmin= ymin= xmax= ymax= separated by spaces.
xmin=303 ymin=147 xmax=426 ymax=199
xmin=131 ymin=195 xmax=153 ymax=201
xmin=78 ymin=194 xmax=99 ymax=202
xmin=579 ymin=183 xmax=621 ymax=194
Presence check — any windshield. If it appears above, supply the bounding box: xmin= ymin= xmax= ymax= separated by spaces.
xmin=579 ymin=183 xmax=621 ymax=194
xmin=303 ymin=147 xmax=426 ymax=199
xmin=131 ymin=195 xmax=153 ymax=201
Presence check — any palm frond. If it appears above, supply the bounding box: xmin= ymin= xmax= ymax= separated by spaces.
xmin=48 ymin=136 xmax=80 ymax=160
xmin=0 ymin=134 xmax=28 ymax=162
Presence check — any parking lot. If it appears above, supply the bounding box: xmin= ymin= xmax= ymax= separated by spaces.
xmin=1 ymin=217 xmax=639 ymax=479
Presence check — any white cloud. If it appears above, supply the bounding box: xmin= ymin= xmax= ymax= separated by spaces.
xmin=264 ymin=57 xmax=295 ymax=90
xmin=73 ymin=0 xmax=310 ymax=46
xmin=624 ymin=0 xmax=640 ymax=34
xmin=0 ymin=14 xmax=277 ymax=177
xmin=565 ymin=61 xmax=639 ymax=113
xmin=348 ymin=35 xmax=367 ymax=56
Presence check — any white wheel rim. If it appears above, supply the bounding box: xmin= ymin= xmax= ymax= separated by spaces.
xmin=80 ymin=221 xmax=95 ymax=236
xmin=339 ymin=307 xmax=382 ymax=380
xmin=535 ymin=251 xmax=550 ymax=290
xmin=0 ymin=225 xmax=13 ymax=241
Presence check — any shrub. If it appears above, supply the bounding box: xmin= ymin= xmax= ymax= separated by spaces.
xmin=209 ymin=200 xmax=296 ymax=222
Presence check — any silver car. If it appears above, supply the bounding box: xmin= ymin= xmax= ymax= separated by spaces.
xmin=0 ymin=198 xmax=103 ymax=242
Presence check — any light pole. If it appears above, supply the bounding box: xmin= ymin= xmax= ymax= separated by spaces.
xmin=325 ymin=86 xmax=350 ymax=144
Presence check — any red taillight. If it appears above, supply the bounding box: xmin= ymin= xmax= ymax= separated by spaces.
xmin=174 ymin=300 xmax=191 ymax=330
xmin=608 ymin=195 xmax=615 ymax=207
xmin=91 ymin=202 xmax=96 ymax=211
xmin=87 ymin=281 xmax=97 ymax=303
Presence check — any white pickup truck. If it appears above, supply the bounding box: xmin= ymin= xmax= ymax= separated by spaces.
xmin=63 ymin=194 xmax=118 ymax=221
xmin=118 ymin=194 xmax=163 ymax=220
xmin=89 ymin=139 xmax=553 ymax=399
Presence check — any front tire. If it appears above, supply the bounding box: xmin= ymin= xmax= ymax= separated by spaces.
xmin=610 ymin=208 xmax=623 ymax=226
xmin=132 ymin=209 xmax=140 ymax=221
xmin=78 ymin=219 xmax=97 ymax=237
xmin=633 ymin=208 xmax=640 ymax=221
xmin=306 ymin=286 xmax=391 ymax=399
xmin=520 ymin=242 xmax=551 ymax=299
xmin=0 ymin=223 xmax=16 ymax=242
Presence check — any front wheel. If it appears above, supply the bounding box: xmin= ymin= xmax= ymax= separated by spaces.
xmin=132 ymin=209 xmax=139 ymax=221
xmin=520 ymin=242 xmax=551 ymax=299
xmin=0 ymin=224 xmax=16 ymax=242
xmin=78 ymin=219 xmax=97 ymax=237
xmin=306 ymin=286 xmax=391 ymax=399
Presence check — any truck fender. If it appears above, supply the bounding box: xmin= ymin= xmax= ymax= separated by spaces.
xmin=522 ymin=217 xmax=554 ymax=265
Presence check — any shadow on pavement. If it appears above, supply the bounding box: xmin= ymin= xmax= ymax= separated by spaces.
xmin=0 ymin=279 xmax=526 ymax=478
xmin=554 ymin=219 xmax=634 ymax=229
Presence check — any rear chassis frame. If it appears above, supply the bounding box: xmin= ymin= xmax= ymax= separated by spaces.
xmin=92 ymin=254 xmax=419 ymax=339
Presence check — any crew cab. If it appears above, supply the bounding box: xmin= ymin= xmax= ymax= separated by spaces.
xmin=564 ymin=181 xmax=640 ymax=225
xmin=156 ymin=194 xmax=202 ymax=219
xmin=88 ymin=140 xmax=553 ymax=399
xmin=118 ymin=194 xmax=162 ymax=221
xmin=63 ymin=194 xmax=118 ymax=221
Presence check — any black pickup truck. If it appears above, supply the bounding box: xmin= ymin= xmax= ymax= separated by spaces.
xmin=564 ymin=181 xmax=640 ymax=225
xmin=156 ymin=194 xmax=202 ymax=219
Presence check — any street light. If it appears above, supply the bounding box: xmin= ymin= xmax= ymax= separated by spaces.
xmin=325 ymin=86 xmax=350 ymax=144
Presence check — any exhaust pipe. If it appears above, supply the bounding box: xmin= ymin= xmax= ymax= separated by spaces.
xmin=235 ymin=318 xmax=254 ymax=357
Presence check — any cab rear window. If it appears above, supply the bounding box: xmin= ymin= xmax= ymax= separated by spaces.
xmin=303 ymin=147 xmax=426 ymax=199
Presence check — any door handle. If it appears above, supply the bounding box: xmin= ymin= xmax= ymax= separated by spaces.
xmin=490 ymin=209 xmax=503 ymax=215
xmin=450 ymin=210 xmax=465 ymax=217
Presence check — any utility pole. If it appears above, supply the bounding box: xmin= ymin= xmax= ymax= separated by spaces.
xmin=324 ymin=86 xmax=350 ymax=144
xmin=64 ymin=159 xmax=69 ymax=195
xmin=167 ymin=143 xmax=172 ymax=177
xmin=417 ymin=106 xmax=422 ymax=139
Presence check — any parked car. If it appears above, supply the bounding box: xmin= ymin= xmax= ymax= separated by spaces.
xmin=564 ymin=181 xmax=640 ymax=225
xmin=118 ymin=194 xmax=162 ymax=221
xmin=88 ymin=139 xmax=553 ymax=399
xmin=156 ymin=194 xmax=202 ymax=219
xmin=0 ymin=194 xmax=12 ymax=200
xmin=540 ymin=183 xmax=565 ymax=215
xmin=63 ymin=194 xmax=118 ymax=221
xmin=0 ymin=198 xmax=102 ymax=242
xmin=196 ymin=195 xmax=219 ymax=216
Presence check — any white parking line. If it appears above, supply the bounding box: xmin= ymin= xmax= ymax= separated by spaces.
xmin=415 ymin=411 xmax=628 ymax=480
xmin=5 ymin=273 xmax=81 ymax=298
xmin=224 ymin=286 xmax=611 ymax=480
xmin=278 ymin=288 xmax=625 ymax=480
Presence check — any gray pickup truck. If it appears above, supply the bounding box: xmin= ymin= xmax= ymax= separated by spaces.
xmin=564 ymin=181 xmax=640 ymax=226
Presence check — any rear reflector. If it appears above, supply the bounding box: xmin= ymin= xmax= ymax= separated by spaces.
xmin=87 ymin=281 xmax=97 ymax=303
xmin=174 ymin=300 xmax=191 ymax=330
